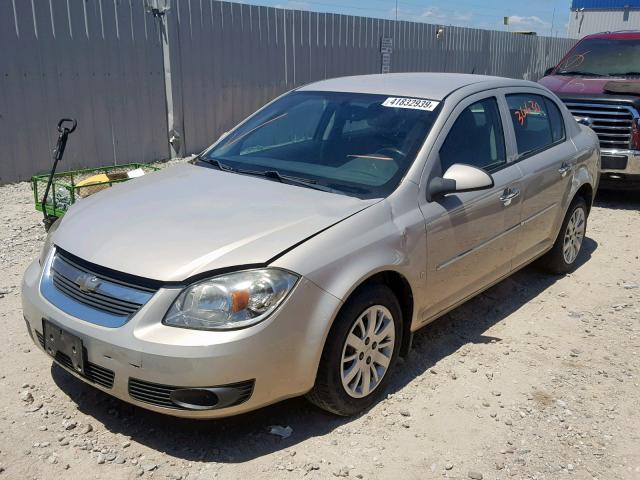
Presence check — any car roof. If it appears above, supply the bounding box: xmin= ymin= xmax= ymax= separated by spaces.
xmin=297 ymin=72 xmax=538 ymax=100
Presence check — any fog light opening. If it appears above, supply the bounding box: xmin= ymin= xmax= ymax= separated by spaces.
xmin=169 ymin=389 xmax=219 ymax=410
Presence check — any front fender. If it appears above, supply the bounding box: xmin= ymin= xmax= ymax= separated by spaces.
xmin=272 ymin=185 xmax=427 ymax=332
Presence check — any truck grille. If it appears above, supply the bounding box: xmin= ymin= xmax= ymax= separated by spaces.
xmin=563 ymin=101 xmax=638 ymax=150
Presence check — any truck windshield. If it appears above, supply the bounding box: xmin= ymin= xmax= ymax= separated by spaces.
xmin=556 ymin=38 xmax=640 ymax=77
xmin=202 ymin=91 xmax=440 ymax=199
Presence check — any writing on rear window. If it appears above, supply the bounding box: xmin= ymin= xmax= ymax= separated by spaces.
xmin=382 ymin=97 xmax=440 ymax=111
xmin=514 ymin=100 xmax=544 ymax=126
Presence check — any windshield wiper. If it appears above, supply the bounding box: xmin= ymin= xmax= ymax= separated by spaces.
xmin=198 ymin=158 xmax=345 ymax=194
xmin=555 ymin=71 xmax=607 ymax=77
xmin=611 ymin=71 xmax=640 ymax=76
xmin=198 ymin=156 xmax=235 ymax=172
xmin=237 ymin=168 xmax=343 ymax=194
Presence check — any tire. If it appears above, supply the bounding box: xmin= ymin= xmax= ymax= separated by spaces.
xmin=540 ymin=196 xmax=588 ymax=274
xmin=306 ymin=284 xmax=403 ymax=416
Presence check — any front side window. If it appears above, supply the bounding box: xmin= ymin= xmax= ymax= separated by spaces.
xmin=204 ymin=91 xmax=440 ymax=198
xmin=506 ymin=94 xmax=562 ymax=156
xmin=555 ymin=38 xmax=640 ymax=77
xmin=439 ymin=97 xmax=506 ymax=173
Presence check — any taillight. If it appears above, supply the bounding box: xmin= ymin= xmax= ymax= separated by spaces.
xmin=631 ymin=118 xmax=640 ymax=150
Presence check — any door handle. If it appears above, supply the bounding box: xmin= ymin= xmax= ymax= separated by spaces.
xmin=558 ymin=162 xmax=573 ymax=177
xmin=500 ymin=187 xmax=520 ymax=206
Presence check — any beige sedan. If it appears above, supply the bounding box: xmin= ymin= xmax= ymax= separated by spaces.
xmin=22 ymin=73 xmax=599 ymax=418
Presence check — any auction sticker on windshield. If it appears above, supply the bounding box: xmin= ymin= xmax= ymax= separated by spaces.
xmin=382 ymin=97 xmax=440 ymax=111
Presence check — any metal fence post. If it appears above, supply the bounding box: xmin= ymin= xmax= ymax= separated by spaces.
xmin=146 ymin=1 xmax=182 ymax=158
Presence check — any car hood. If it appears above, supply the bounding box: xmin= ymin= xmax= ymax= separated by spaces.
xmin=52 ymin=163 xmax=378 ymax=282
xmin=539 ymin=75 xmax=640 ymax=95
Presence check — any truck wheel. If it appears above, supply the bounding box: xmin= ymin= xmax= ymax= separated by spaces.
xmin=540 ymin=197 xmax=588 ymax=274
xmin=306 ymin=284 xmax=402 ymax=416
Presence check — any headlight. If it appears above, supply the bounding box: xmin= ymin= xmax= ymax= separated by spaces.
xmin=39 ymin=218 xmax=61 ymax=265
xmin=163 ymin=269 xmax=299 ymax=331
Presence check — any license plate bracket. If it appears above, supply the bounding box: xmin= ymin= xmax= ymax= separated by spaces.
xmin=42 ymin=319 xmax=85 ymax=375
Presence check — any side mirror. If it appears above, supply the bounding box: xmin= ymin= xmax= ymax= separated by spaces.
xmin=544 ymin=66 xmax=555 ymax=76
xmin=428 ymin=164 xmax=494 ymax=200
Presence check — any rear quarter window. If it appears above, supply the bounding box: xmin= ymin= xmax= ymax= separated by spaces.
xmin=544 ymin=97 xmax=566 ymax=143
xmin=506 ymin=94 xmax=564 ymax=156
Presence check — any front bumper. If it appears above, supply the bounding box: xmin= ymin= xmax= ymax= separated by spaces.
xmin=599 ymin=149 xmax=640 ymax=189
xmin=22 ymin=258 xmax=341 ymax=418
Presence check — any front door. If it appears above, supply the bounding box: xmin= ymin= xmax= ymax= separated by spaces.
xmin=419 ymin=93 xmax=523 ymax=323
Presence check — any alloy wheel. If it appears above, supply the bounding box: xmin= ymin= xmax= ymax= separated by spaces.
xmin=340 ymin=305 xmax=396 ymax=398
xmin=563 ymin=207 xmax=585 ymax=264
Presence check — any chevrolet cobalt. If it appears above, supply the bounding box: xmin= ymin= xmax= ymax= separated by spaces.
xmin=22 ymin=73 xmax=600 ymax=417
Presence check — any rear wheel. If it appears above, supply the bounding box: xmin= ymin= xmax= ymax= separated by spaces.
xmin=306 ymin=284 xmax=402 ymax=416
xmin=540 ymin=197 xmax=588 ymax=274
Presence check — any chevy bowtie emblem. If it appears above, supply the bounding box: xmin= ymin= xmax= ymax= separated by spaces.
xmin=76 ymin=274 xmax=101 ymax=293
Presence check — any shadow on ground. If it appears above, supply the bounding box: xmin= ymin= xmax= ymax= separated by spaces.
xmin=51 ymin=238 xmax=598 ymax=464
xmin=595 ymin=188 xmax=640 ymax=211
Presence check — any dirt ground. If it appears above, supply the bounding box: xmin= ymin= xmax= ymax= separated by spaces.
xmin=0 ymin=174 xmax=638 ymax=480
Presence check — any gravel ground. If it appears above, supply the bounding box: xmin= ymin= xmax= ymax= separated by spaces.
xmin=0 ymin=168 xmax=639 ymax=480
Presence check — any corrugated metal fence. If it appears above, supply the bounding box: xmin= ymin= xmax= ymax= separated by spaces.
xmin=0 ymin=0 xmax=576 ymax=183
xmin=0 ymin=0 xmax=168 ymax=183
xmin=171 ymin=2 xmax=576 ymax=154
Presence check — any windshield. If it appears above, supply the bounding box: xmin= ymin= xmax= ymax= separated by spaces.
xmin=202 ymin=91 xmax=440 ymax=198
xmin=555 ymin=38 xmax=640 ymax=77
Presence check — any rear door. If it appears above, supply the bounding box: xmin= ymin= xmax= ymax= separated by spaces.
xmin=419 ymin=92 xmax=524 ymax=322
xmin=502 ymin=90 xmax=578 ymax=268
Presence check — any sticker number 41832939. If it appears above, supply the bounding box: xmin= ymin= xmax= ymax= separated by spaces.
xmin=382 ymin=97 xmax=440 ymax=111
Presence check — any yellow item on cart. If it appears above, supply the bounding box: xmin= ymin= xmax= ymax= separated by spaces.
xmin=76 ymin=173 xmax=110 ymax=187
xmin=75 ymin=171 xmax=128 ymax=197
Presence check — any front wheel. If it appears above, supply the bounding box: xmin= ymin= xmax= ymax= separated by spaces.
xmin=540 ymin=197 xmax=588 ymax=274
xmin=306 ymin=284 xmax=402 ymax=416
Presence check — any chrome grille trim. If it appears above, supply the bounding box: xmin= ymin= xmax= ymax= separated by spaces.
xmin=40 ymin=248 xmax=157 ymax=328
xmin=52 ymin=273 xmax=140 ymax=315
xmin=53 ymin=252 xmax=157 ymax=294
xmin=564 ymin=101 xmax=639 ymax=150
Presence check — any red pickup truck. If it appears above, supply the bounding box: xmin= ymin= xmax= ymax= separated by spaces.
xmin=539 ymin=31 xmax=640 ymax=189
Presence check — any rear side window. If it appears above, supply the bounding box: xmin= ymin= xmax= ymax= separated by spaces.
xmin=439 ymin=97 xmax=506 ymax=173
xmin=506 ymin=94 xmax=564 ymax=156
xmin=544 ymin=97 xmax=566 ymax=143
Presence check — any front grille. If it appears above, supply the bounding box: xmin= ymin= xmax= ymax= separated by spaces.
xmin=35 ymin=330 xmax=115 ymax=389
xmin=85 ymin=363 xmax=115 ymax=388
xmin=128 ymin=378 xmax=254 ymax=410
xmin=564 ymin=101 xmax=639 ymax=150
xmin=55 ymin=352 xmax=115 ymax=389
xmin=46 ymin=249 xmax=156 ymax=319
